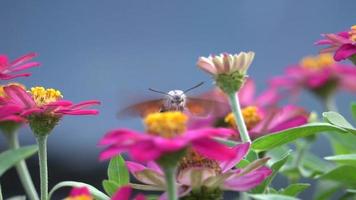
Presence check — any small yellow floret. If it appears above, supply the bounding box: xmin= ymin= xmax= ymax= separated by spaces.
xmin=144 ymin=111 xmax=188 ymax=138
xmin=224 ymin=106 xmax=262 ymax=130
xmin=65 ymin=195 xmax=93 ymax=200
xmin=300 ymin=54 xmax=334 ymax=70
xmin=349 ymin=25 xmax=356 ymax=42
xmin=29 ymin=86 xmax=63 ymax=106
xmin=0 ymin=83 xmax=26 ymax=97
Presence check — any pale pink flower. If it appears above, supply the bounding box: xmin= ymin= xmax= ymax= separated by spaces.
xmin=126 ymin=143 xmax=271 ymax=199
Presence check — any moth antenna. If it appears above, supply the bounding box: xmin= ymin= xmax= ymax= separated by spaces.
xmin=184 ymin=82 xmax=204 ymax=94
xmin=148 ymin=88 xmax=172 ymax=97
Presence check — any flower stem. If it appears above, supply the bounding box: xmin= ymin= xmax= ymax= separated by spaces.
xmin=228 ymin=92 xmax=251 ymax=143
xmin=5 ymin=132 xmax=39 ymax=200
xmin=163 ymin=167 xmax=178 ymax=200
xmin=36 ymin=135 xmax=48 ymax=200
xmin=323 ymin=96 xmax=338 ymax=112
xmin=0 ymin=183 xmax=3 ymax=200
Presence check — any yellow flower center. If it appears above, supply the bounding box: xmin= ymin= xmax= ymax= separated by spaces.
xmin=300 ymin=54 xmax=335 ymax=70
xmin=224 ymin=106 xmax=262 ymax=130
xmin=0 ymin=83 xmax=26 ymax=97
xmin=144 ymin=111 xmax=188 ymax=138
xmin=29 ymin=87 xmax=63 ymax=106
xmin=65 ymin=195 xmax=93 ymax=200
xmin=349 ymin=25 xmax=356 ymax=42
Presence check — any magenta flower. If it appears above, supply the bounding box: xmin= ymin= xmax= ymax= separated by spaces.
xmin=315 ymin=25 xmax=356 ymax=61
xmin=126 ymin=143 xmax=271 ymax=199
xmin=99 ymin=127 xmax=237 ymax=163
xmin=1 ymin=85 xmax=100 ymax=117
xmin=0 ymin=104 xmax=24 ymax=122
xmin=270 ymin=54 xmax=356 ymax=99
xmin=112 ymin=186 xmax=146 ymax=200
xmin=0 ymin=52 xmax=40 ymax=80
xmin=189 ymin=79 xmax=308 ymax=139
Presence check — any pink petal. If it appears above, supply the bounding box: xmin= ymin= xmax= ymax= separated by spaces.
xmin=4 ymin=85 xmax=35 ymax=108
xmin=192 ymin=138 xmax=236 ymax=161
xmin=219 ymin=143 xmax=250 ymax=173
xmin=112 ymin=186 xmax=132 ymax=200
xmin=224 ymin=167 xmax=272 ymax=191
xmin=334 ymin=44 xmax=356 ymax=61
xmin=10 ymin=52 xmax=38 ymax=66
xmin=197 ymin=57 xmax=217 ymax=75
xmin=238 ymin=78 xmax=255 ymax=106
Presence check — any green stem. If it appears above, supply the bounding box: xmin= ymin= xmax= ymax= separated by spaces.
xmin=5 ymin=132 xmax=39 ymax=200
xmin=228 ymin=92 xmax=251 ymax=143
xmin=36 ymin=136 xmax=48 ymax=200
xmin=163 ymin=167 xmax=178 ymax=200
xmin=323 ymin=96 xmax=338 ymax=112
xmin=0 ymin=183 xmax=3 ymax=200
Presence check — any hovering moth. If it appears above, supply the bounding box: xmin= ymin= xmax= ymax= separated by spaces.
xmin=118 ymin=82 xmax=227 ymax=118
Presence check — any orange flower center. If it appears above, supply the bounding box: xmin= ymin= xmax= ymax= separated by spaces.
xmin=300 ymin=54 xmax=334 ymax=70
xmin=225 ymin=106 xmax=262 ymax=130
xmin=178 ymin=149 xmax=222 ymax=176
xmin=65 ymin=195 xmax=93 ymax=200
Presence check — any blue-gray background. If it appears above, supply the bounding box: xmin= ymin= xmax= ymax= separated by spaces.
xmin=1 ymin=0 xmax=356 ymax=199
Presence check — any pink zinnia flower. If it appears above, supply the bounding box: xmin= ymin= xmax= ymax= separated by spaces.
xmin=270 ymin=54 xmax=356 ymax=99
xmin=65 ymin=187 xmax=93 ymax=200
xmin=0 ymin=85 xmax=99 ymax=136
xmin=315 ymin=25 xmax=356 ymax=61
xmin=112 ymin=185 xmax=146 ymax=200
xmin=189 ymin=79 xmax=308 ymax=139
xmin=1 ymin=85 xmax=100 ymax=117
xmin=0 ymin=52 xmax=40 ymax=80
xmin=126 ymin=143 xmax=271 ymax=199
xmin=99 ymin=112 xmax=237 ymax=162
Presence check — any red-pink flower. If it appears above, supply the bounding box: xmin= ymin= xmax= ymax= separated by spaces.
xmin=270 ymin=54 xmax=356 ymax=99
xmin=99 ymin=112 xmax=237 ymax=162
xmin=125 ymin=143 xmax=271 ymax=199
xmin=112 ymin=185 xmax=146 ymax=200
xmin=65 ymin=187 xmax=93 ymax=200
xmin=189 ymin=79 xmax=308 ymax=139
xmin=315 ymin=25 xmax=356 ymax=61
xmin=0 ymin=85 xmax=100 ymax=117
xmin=0 ymin=52 xmax=40 ymax=80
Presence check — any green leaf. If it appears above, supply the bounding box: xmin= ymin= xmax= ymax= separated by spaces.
xmin=0 ymin=145 xmax=38 ymax=176
xmin=280 ymin=183 xmax=310 ymax=197
xmin=325 ymin=154 xmax=356 ymax=166
xmin=252 ymin=150 xmax=291 ymax=193
xmin=320 ymin=165 xmax=356 ymax=187
xmin=248 ymin=194 xmax=300 ymax=200
xmin=108 ymin=155 xmax=129 ymax=186
xmin=49 ymin=181 xmax=110 ymax=200
xmin=351 ymin=102 xmax=356 ymax=122
xmin=252 ymin=123 xmax=347 ymax=152
xmin=314 ymin=181 xmax=341 ymax=200
xmin=323 ymin=111 xmax=356 ymax=135
xmin=236 ymin=159 xmax=250 ymax=168
xmin=327 ymin=133 xmax=356 ymax=154
xmin=102 ymin=180 xmax=119 ymax=196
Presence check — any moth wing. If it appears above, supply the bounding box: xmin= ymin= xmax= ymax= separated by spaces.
xmin=118 ymin=99 xmax=164 ymax=119
xmin=186 ymin=97 xmax=229 ymax=117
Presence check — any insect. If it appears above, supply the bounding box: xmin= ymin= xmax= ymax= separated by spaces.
xmin=118 ymin=82 xmax=228 ymax=118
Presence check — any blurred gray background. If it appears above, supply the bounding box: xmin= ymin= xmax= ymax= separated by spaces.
xmin=1 ymin=0 xmax=356 ymax=199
